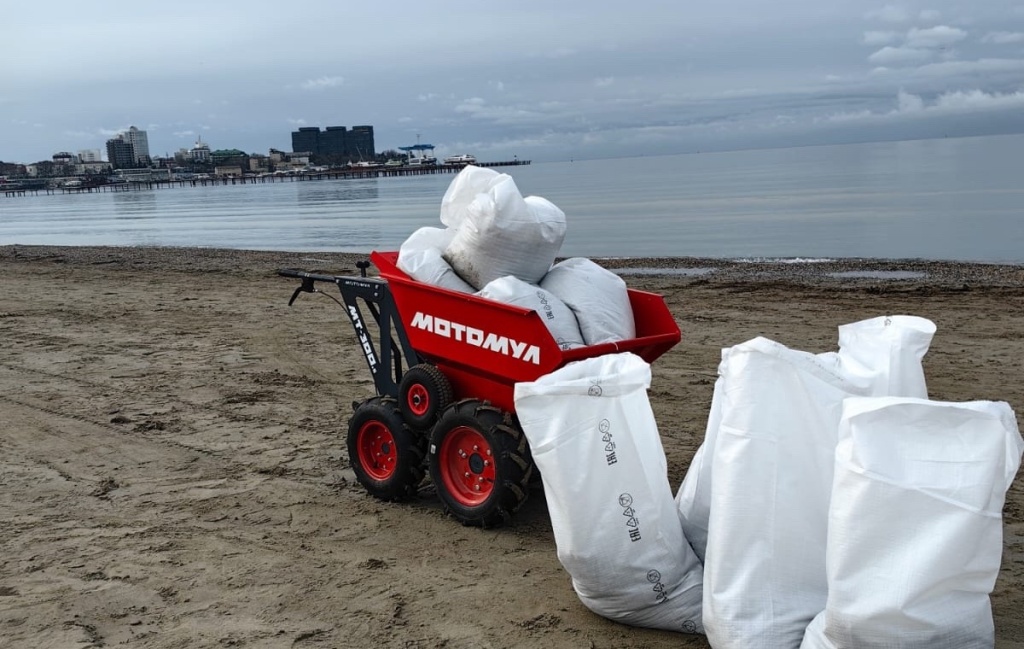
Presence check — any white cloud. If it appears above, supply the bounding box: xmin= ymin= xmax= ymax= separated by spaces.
xmin=897 ymin=89 xmax=924 ymax=112
xmin=825 ymin=88 xmax=1024 ymax=124
xmin=982 ymin=31 xmax=1024 ymax=44
xmin=455 ymin=97 xmax=487 ymax=114
xmin=173 ymin=130 xmax=196 ymax=138
xmin=863 ymin=30 xmax=900 ymax=46
xmin=299 ymin=76 xmax=344 ymax=91
xmin=933 ymin=88 xmax=1024 ymax=111
xmin=825 ymin=109 xmax=874 ymax=123
xmin=286 ymin=118 xmax=306 ymax=125
xmin=865 ymin=5 xmax=911 ymax=24
xmin=913 ymin=57 xmax=1024 ymax=77
xmin=918 ymin=9 xmax=942 ymax=22
xmin=868 ymin=46 xmax=933 ymax=65
xmin=905 ymin=25 xmax=967 ymax=48
xmin=594 ymin=77 xmax=615 ymax=88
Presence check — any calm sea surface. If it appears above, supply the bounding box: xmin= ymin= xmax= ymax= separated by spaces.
xmin=3 ymin=134 xmax=1022 ymax=263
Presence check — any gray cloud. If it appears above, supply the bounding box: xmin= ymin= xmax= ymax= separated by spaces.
xmin=3 ymin=0 xmax=1024 ymax=163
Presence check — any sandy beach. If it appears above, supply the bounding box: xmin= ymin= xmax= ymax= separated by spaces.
xmin=1 ymin=244 xmax=1022 ymax=648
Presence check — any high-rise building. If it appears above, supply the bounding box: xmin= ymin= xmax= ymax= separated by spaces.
xmin=320 ymin=126 xmax=347 ymax=156
xmin=290 ymin=124 xmax=375 ymax=161
xmin=105 ymin=136 xmax=134 ymax=169
xmin=347 ymin=125 xmax=375 ymax=160
xmin=126 ymin=126 xmax=150 ymax=164
xmin=291 ymin=127 xmax=320 ymax=154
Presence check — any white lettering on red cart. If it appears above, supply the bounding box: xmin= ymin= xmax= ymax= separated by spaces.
xmin=410 ymin=312 xmax=541 ymax=365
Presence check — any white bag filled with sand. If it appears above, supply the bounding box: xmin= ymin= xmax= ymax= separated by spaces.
xmin=476 ymin=276 xmax=584 ymax=351
xmin=443 ymin=175 xmax=566 ymax=289
xmin=801 ymin=397 xmax=1023 ymax=649
xmin=540 ymin=257 xmax=636 ymax=345
xmin=438 ymin=164 xmax=503 ymax=229
xmin=699 ymin=337 xmax=871 ymax=648
xmin=396 ymin=226 xmax=475 ymax=293
xmin=677 ymin=315 xmax=935 ymax=565
xmin=514 ymin=353 xmax=704 ymax=634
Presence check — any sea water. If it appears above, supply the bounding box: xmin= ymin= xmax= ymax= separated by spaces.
xmin=2 ymin=134 xmax=1022 ymax=263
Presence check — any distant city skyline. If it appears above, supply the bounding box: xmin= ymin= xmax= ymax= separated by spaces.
xmin=3 ymin=1 xmax=1024 ymax=165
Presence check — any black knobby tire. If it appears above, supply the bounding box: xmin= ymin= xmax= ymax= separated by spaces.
xmin=428 ymin=400 xmax=533 ymax=527
xmin=398 ymin=363 xmax=454 ymax=430
xmin=347 ymin=396 xmax=426 ymax=502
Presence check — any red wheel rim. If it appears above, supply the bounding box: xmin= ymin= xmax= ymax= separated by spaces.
xmin=356 ymin=421 xmax=398 ymax=481
xmin=438 ymin=426 xmax=494 ymax=507
xmin=407 ymin=384 xmax=430 ymax=417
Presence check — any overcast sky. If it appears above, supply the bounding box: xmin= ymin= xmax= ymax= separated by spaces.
xmin=3 ymin=1 xmax=1024 ymax=164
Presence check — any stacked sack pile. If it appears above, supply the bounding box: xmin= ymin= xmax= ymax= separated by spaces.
xmin=396 ymin=165 xmax=636 ymax=350
xmin=513 ymin=319 xmax=1022 ymax=646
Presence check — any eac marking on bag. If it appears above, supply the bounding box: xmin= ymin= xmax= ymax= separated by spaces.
xmin=619 ymin=493 xmax=642 ymax=542
xmin=599 ymin=418 xmax=617 ymax=465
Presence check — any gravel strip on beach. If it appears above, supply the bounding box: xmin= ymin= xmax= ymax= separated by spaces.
xmin=4 ymin=244 xmax=1023 ymax=289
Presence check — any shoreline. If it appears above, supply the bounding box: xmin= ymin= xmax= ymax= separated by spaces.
xmin=5 ymin=244 xmax=1024 ymax=288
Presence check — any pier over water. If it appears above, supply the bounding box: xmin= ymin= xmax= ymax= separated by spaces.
xmin=2 ymin=160 xmax=531 ymax=197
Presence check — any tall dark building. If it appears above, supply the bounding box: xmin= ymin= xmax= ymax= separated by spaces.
xmin=320 ymin=126 xmax=347 ymax=156
xmin=291 ymin=127 xmax=321 ymax=154
xmin=106 ymin=136 xmax=135 ymax=169
xmin=347 ymin=125 xmax=375 ymax=160
xmin=290 ymin=124 xmax=374 ymax=161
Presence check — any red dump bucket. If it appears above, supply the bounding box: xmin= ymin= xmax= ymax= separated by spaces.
xmin=372 ymin=251 xmax=681 ymax=412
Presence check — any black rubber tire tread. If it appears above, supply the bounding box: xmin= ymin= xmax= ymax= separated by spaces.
xmin=428 ymin=399 xmax=534 ymax=528
xmin=398 ymin=363 xmax=454 ymax=430
xmin=347 ymin=396 xmax=426 ymax=502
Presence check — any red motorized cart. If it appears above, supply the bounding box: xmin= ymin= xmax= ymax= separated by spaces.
xmin=280 ymin=251 xmax=681 ymax=526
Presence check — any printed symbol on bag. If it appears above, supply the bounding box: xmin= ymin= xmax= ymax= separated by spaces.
xmin=681 ymin=620 xmax=698 ymax=633
xmin=588 ymin=380 xmax=603 ymax=397
xmin=620 ymin=493 xmax=641 ymax=542
xmin=535 ymin=291 xmax=556 ymax=321
xmin=600 ymin=419 xmax=617 ymax=465
xmin=646 ymin=569 xmax=667 ymax=603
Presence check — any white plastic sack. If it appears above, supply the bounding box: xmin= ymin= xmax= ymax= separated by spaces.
xmin=831 ymin=315 xmax=935 ymax=398
xmin=540 ymin=257 xmax=636 ymax=345
xmin=514 ymin=353 xmax=704 ymax=634
xmin=701 ymin=337 xmax=876 ymax=648
xmin=438 ymin=165 xmax=502 ymax=229
xmin=673 ymin=348 xmax=729 ymax=564
xmin=801 ymin=397 xmax=1023 ymax=649
xmin=396 ymin=226 xmax=475 ymax=293
xmin=476 ymin=276 xmax=585 ymax=351
xmin=443 ymin=177 xmax=566 ymax=289
xmin=677 ymin=315 xmax=936 ymax=565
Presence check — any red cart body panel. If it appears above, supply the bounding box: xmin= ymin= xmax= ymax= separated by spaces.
xmin=371 ymin=251 xmax=681 ymax=412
